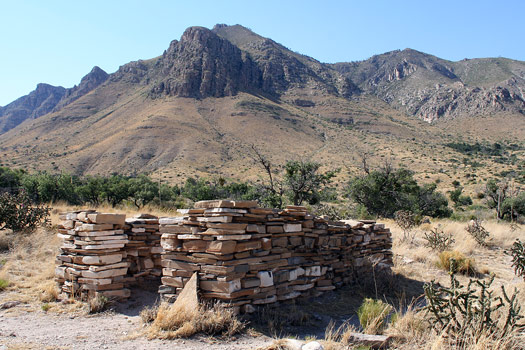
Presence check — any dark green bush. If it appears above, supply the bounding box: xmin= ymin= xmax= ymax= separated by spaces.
xmin=347 ymin=166 xmax=451 ymax=218
xmin=0 ymin=190 xmax=49 ymax=233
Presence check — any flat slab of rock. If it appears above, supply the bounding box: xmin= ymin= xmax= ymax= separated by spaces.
xmin=0 ymin=301 xmax=22 ymax=309
xmin=348 ymin=333 xmax=391 ymax=349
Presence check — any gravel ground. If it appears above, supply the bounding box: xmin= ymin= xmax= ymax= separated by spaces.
xmin=0 ymin=288 xmax=274 ymax=350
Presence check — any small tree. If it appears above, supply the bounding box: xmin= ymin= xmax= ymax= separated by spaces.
xmin=283 ymin=160 xmax=337 ymax=206
xmin=0 ymin=190 xmax=49 ymax=233
xmin=449 ymin=184 xmax=472 ymax=208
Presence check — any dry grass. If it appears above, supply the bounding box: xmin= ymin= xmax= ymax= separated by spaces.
xmin=436 ymin=250 xmax=476 ymax=276
xmin=139 ymin=303 xmax=159 ymax=324
xmin=0 ymin=227 xmax=59 ymax=304
xmin=146 ymin=301 xmax=244 ymax=339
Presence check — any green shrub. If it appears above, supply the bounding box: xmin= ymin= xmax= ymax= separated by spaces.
xmin=0 ymin=190 xmax=49 ymax=233
xmin=347 ymin=166 xmax=451 ymax=218
xmin=0 ymin=278 xmax=9 ymax=290
xmin=357 ymin=298 xmax=392 ymax=334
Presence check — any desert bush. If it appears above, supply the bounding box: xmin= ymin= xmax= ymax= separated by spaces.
xmin=88 ymin=294 xmax=111 ymax=314
xmin=347 ymin=165 xmax=452 ymax=218
xmin=506 ymin=239 xmax=525 ymax=280
xmin=394 ymin=210 xmax=418 ymax=242
xmin=0 ymin=190 xmax=49 ymax=233
xmin=140 ymin=303 xmax=160 ymax=324
xmin=465 ymin=219 xmax=490 ymax=246
xmin=422 ymin=226 xmax=455 ymax=252
xmin=424 ymin=268 xmax=524 ymax=345
xmin=357 ymin=298 xmax=393 ymax=334
xmin=437 ymin=251 xmax=476 ymax=276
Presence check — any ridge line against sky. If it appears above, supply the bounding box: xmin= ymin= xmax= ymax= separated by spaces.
xmin=1 ymin=0 xmax=524 ymax=106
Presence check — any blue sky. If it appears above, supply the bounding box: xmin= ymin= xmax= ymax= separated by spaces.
xmin=1 ymin=0 xmax=524 ymax=106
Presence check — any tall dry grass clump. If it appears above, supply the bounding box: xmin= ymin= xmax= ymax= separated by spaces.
xmin=357 ymin=298 xmax=392 ymax=334
xmin=0 ymin=227 xmax=60 ymax=303
xmin=436 ymin=250 xmax=476 ymax=276
xmin=147 ymin=301 xmax=244 ymax=339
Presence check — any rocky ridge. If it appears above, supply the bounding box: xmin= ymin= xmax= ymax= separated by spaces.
xmin=0 ymin=66 xmax=108 ymax=133
xmin=1 ymin=24 xmax=524 ymax=133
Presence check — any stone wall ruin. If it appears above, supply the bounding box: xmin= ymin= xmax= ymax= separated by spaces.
xmin=55 ymin=200 xmax=393 ymax=312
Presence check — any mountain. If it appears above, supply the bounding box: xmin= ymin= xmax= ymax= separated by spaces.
xmin=0 ymin=24 xmax=523 ymax=195
xmin=0 ymin=66 xmax=108 ymax=133
xmin=332 ymin=49 xmax=525 ymax=122
xmin=0 ymin=83 xmax=66 ymax=133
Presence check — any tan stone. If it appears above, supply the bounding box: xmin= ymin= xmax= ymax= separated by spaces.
xmin=206 ymin=240 xmax=237 ymax=255
xmin=98 ymin=288 xmax=130 ymax=299
xmin=162 ymin=260 xmax=200 ymax=271
xmin=159 ymin=225 xmax=192 ymax=234
xmin=161 ymin=276 xmax=184 ymax=287
xmin=87 ymin=213 xmax=126 ymax=225
xmin=79 ymin=254 xmax=123 ymax=265
xmin=76 ymin=223 xmax=115 ymax=232
xmin=206 ymin=223 xmax=248 ymax=230
xmin=182 ymin=240 xmax=207 ymax=252
xmin=81 ymin=268 xmax=128 ymax=279
xmin=284 ymin=223 xmax=302 ymax=232
xmin=235 ymin=240 xmax=262 ymax=252
xmin=216 ymin=234 xmax=252 ymax=240
xmin=267 ymin=225 xmax=284 ymax=234
xmin=200 ymin=279 xmax=241 ymax=293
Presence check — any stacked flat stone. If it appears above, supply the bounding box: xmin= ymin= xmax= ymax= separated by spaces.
xmin=123 ymin=214 xmax=162 ymax=284
xmin=158 ymin=200 xmax=393 ymax=313
xmin=55 ymin=211 xmax=131 ymax=300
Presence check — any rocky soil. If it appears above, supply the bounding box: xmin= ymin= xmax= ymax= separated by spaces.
xmin=0 ymin=288 xmax=274 ymax=350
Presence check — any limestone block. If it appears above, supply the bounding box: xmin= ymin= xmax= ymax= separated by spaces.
xmin=257 ymin=271 xmax=274 ymax=287
xmin=206 ymin=240 xmax=237 ymax=255
xmin=200 ymin=279 xmax=242 ymax=293
xmin=284 ymin=223 xmax=302 ymax=232
xmin=87 ymin=213 xmax=126 ymax=225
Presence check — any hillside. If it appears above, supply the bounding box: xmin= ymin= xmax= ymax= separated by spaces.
xmin=0 ymin=24 xmax=523 ymax=196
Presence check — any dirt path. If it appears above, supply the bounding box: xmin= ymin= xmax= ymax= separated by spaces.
xmin=0 ymin=288 xmax=274 ymax=350
xmin=0 ymin=310 xmax=273 ymax=350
